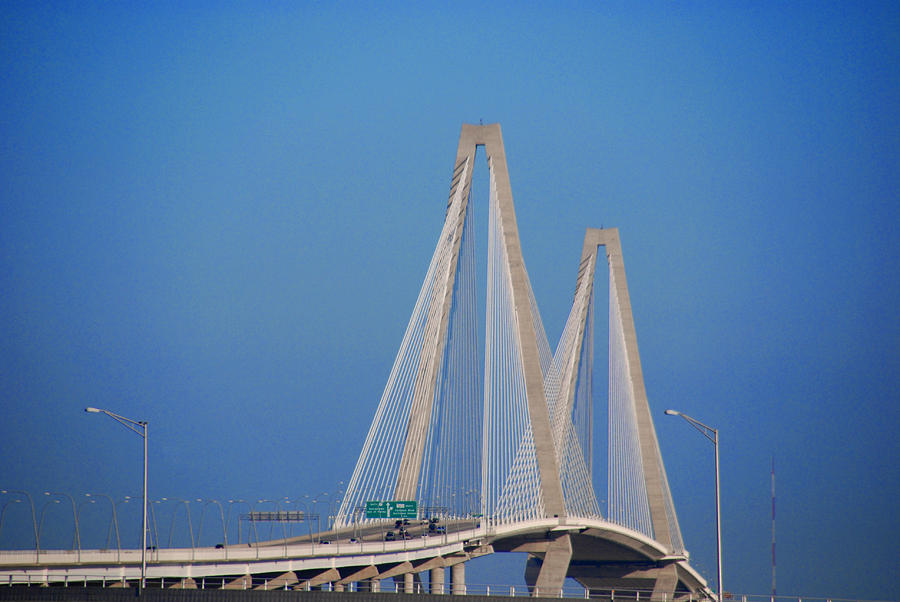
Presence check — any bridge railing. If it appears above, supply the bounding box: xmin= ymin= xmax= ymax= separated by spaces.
xmin=0 ymin=577 xmax=887 ymax=602
xmin=0 ymin=575 xmax=704 ymax=600
xmin=0 ymin=491 xmax=348 ymax=552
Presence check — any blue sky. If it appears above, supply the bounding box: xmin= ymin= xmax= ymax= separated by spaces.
xmin=1 ymin=2 xmax=897 ymax=599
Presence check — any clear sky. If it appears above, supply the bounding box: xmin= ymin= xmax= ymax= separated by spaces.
xmin=1 ymin=2 xmax=897 ymax=599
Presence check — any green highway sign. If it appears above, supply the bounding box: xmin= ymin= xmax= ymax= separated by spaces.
xmin=365 ymin=501 xmax=386 ymax=518
xmin=365 ymin=500 xmax=418 ymax=519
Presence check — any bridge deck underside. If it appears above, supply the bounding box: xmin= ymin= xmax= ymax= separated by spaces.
xmin=497 ymin=531 xmax=703 ymax=599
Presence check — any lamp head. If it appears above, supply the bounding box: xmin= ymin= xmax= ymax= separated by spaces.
xmin=84 ymin=407 xmax=101 ymax=413
xmin=664 ymin=409 xmax=680 ymax=416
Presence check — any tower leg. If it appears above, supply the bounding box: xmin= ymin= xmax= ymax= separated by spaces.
xmin=650 ymin=564 xmax=678 ymax=602
xmin=533 ymin=534 xmax=572 ymax=598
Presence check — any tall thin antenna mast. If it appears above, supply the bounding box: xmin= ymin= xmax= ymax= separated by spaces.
xmin=771 ymin=457 xmax=776 ymax=601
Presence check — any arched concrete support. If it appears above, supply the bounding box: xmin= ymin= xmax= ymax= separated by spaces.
xmin=430 ymin=566 xmax=445 ymax=594
xmin=337 ymin=565 xmax=378 ymax=587
xmin=413 ymin=555 xmax=446 ymax=573
xmin=223 ymin=575 xmax=252 ymax=590
xmin=451 ymin=562 xmax=466 ymax=595
xmin=253 ymin=571 xmax=297 ymax=590
xmin=378 ymin=561 xmax=414 ymax=580
xmin=167 ymin=577 xmax=196 ymax=589
xmin=572 ymin=563 xmax=682 ymax=599
xmin=302 ymin=568 xmax=340 ymax=589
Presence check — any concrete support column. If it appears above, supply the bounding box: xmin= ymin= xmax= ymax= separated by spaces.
xmin=650 ymin=563 xmax=678 ymax=602
xmin=355 ymin=578 xmax=380 ymax=592
xmin=534 ymin=534 xmax=573 ymax=598
xmin=451 ymin=562 xmax=466 ymax=595
xmin=404 ymin=573 xmax=415 ymax=593
xmin=430 ymin=567 xmax=445 ymax=594
xmin=332 ymin=583 xmax=344 ymax=592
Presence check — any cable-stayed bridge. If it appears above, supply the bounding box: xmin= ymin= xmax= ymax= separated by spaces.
xmin=0 ymin=124 xmax=713 ymax=600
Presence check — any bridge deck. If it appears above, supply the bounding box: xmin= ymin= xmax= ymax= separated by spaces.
xmin=0 ymin=517 xmax=710 ymax=599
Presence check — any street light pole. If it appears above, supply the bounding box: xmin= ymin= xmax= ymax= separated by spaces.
xmin=87 ymin=493 xmax=121 ymax=558
xmin=85 ymin=407 xmax=148 ymax=590
xmin=664 ymin=409 xmax=722 ymax=602
xmin=44 ymin=491 xmax=81 ymax=560
xmin=1 ymin=490 xmax=39 ymax=558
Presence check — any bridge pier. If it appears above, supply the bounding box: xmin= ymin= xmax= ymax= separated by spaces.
xmin=451 ymin=562 xmax=466 ymax=595
xmin=650 ymin=564 xmax=678 ymax=602
xmin=430 ymin=566 xmax=445 ymax=594
xmin=357 ymin=577 xmax=380 ymax=592
xmin=223 ymin=575 xmax=251 ymax=590
xmin=526 ymin=533 xmax=573 ymax=597
xmin=392 ymin=572 xmax=422 ymax=593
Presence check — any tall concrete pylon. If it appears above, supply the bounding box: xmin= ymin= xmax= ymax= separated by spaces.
xmin=393 ymin=124 xmax=566 ymax=520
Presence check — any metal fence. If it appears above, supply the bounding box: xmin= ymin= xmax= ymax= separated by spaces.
xmin=0 ymin=578 xmax=891 ymax=602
